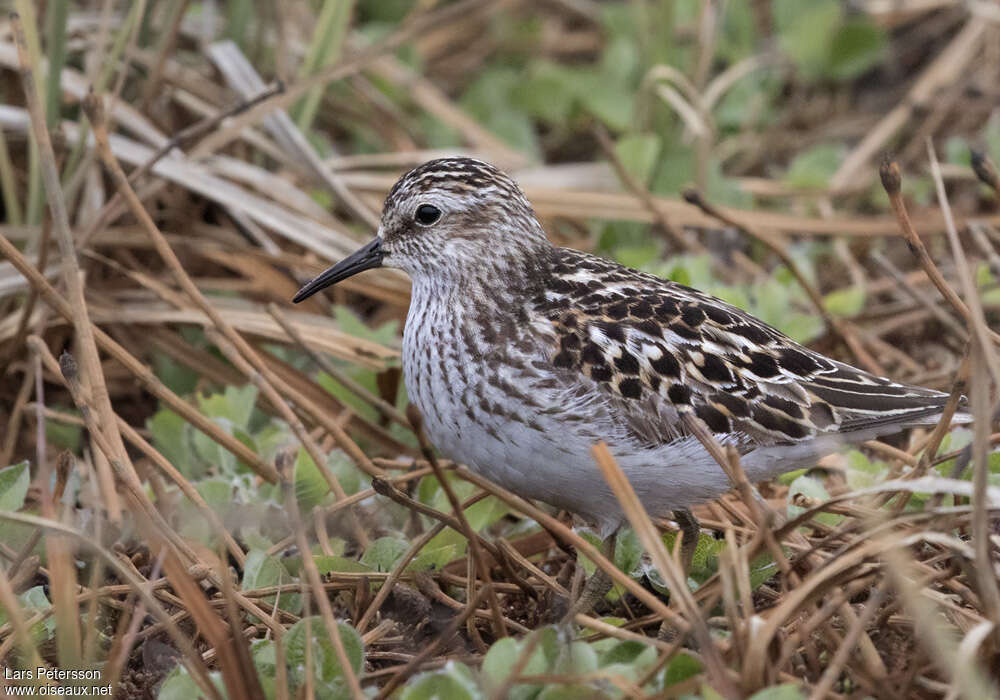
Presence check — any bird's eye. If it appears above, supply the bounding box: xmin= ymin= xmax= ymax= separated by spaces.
xmin=414 ymin=204 xmax=442 ymax=226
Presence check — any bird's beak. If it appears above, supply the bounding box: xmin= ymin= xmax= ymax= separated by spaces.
xmin=292 ymin=238 xmax=384 ymax=303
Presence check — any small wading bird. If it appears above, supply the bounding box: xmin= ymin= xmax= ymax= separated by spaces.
xmin=294 ymin=158 xmax=961 ymax=613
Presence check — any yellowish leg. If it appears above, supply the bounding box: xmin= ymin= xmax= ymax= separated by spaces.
xmin=658 ymin=508 xmax=701 ymax=641
xmin=564 ymin=533 xmax=617 ymax=621
xmin=674 ymin=507 xmax=700 ymax=573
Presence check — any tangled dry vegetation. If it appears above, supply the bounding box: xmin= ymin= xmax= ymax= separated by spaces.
xmin=1 ymin=1 xmax=999 ymax=698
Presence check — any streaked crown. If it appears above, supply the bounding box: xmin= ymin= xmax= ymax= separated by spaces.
xmin=378 ymin=158 xmax=549 ymax=278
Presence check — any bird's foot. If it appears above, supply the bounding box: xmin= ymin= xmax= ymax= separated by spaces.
xmin=674 ymin=507 xmax=701 ymax=574
xmin=563 ymin=566 xmax=614 ymax=621
xmin=555 ymin=534 xmax=618 ymax=622
xmin=656 ymin=508 xmax=701 ymax=641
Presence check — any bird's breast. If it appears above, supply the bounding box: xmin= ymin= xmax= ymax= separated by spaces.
xmin=401 ymin=288 xmax=482 ymax=448
xmin=401 ymin=289 xmax=558 ymax=466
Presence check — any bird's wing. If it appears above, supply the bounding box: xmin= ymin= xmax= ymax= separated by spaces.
xmin=533 ymin=248 xmax=949 ymax=448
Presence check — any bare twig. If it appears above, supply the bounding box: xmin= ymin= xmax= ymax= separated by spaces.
xmin=279 ymin=455 xmax=365 ymax=700
xmin=12 ymin=12 xmax=129 ymax=519
xmin=880 ymin=157 xmax=1000 ymax=349
xmin=591 ymin=442 xmax=738 ymax=698
xmin=969 ymin=147 xmax=1000 ymax=200
xmin=407 ymin=405 xmax=508 ymax=639
xmin=376 ymin=584 xmax=493 ymax=699
xmin=682 ymin=187 xmax=885 ymax=375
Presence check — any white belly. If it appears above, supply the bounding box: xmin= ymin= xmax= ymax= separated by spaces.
xmin=401 ymin=302 xmax=733 ymax=535
xmin=400 ymin=287 xmax=821 ymax=536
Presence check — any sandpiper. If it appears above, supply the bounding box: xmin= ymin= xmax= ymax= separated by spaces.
xmin=294 ymin=157 xmax=957 ymax=587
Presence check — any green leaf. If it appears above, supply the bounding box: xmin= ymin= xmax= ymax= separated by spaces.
xmin=332 ymin=306 xmax=399 ymax=347
xmin=977 ymin=262 xmax=1000 ymax=305
xmin=157 ymin=667 xmax=226 ymax=700
xmin=777 ymin=0 xmax=841 ymax=80
xmin=416 ymin=472 xmax=443 ymax=505
xmin=826 ymin=18 xmax=887 ymax=80
xmin=575 ymin=529 xmax=604 ymax=578
xmin=599 ymin=639 xmax=656 ymax=668
xmin=615 ymin=133 xmax=661 ymax=185
xmin=554 ymin=641 xmax=599 ymax=675
xmin=845 ymin=450 xmax=889 ymax=489
xmin=294 ymin=449 xmax=331 ymax=511
xmin=657 ymin=530 xmax=724 ymax=585
xmin=606 ymin=528 xmax=643 ymax=601
xmin=690 ymin=532 xmax=725 ymax=574
xmin=663 ymin=651 xmax=702 ymax=686
xmin=317 ymin=368 xmax=382 ymax=424
xmin=45 ymin=410 xmax=81 ymax=452
xmin=251 ymin=638 xmax=277 ymax=677
xmin=776 ymin=0 xmax=885 ymax=82
xmin=465 ymin=495 xmax=509 ymax=533
xmin=0 ymin=461 xmax=30 ymax=512
xmin=778 ymin=313 xmax=825 ymax=345
xmin=198 ymin=385 xmax=258 ymax=430
xmin=253 ymin=422 xmax=295 ymax=463
xmin=481 ymin=637 xmax=530 ymax=690
xmin=599 ymin=34 xmax=639 ymax=82
xmin=360 ymin=536 xmax=409 ymax=572
xmin=148 ymin=409 xmax=193 ymax=476
xmin=597 ymin=616 xmax=626 ymax=627
xmin=718 ymin=0 xmax=758 ymax=63
xmin=650 ymin=144 xmax=696 ymax=196
xmin=536 ymin=686 xmax=594 ymax=700
xmin=787 ymin=474 xmax=841 ymax=526
xmin=576 ymin=69 xmax=634 ymax=131
xmin=243 ymin=549 xmax=300 ymax=618
xmin=196 ymin=478 xmax=234 ymax=507
xmin=191 ymin=418 xmax=237 ymax=475
xmin=408 ymin=541 xmax=461 ymax=572
xmin=715 ymin=70 xmax=778 ymax=131
xmin=824 ymin=285 xmax=866 ymax=318
xmin=981 ymin=116 xmax=1000 ymax=167
xmin=399 ymin=661 xmax=482 ymax=700
xmin=777 ymin=467 xmax=807 ymax=486
xmin=946 ymin=136 xmax=971 ymax=166
xmin=482 ymin=629 xmax=558 ymax=700
xmin=701 ymin=685 xmax=727 ymax=700
xmin=749 ymin=553 xmax=780 ymax=590
xmin=152 ymin=353 xmax=200 ymax=396
xmin=614 ymin=244 xmax=662 ymax=270
xmin=0 ymin=586 xmax=55 ymax=643
xmin=785 ymin=144 xmax=843 ymax=189
xmin=511 ymin=61 xmax=576 ymax=124
xmin=459 ymin=66 xmax=540 ymax=157
xmin=705 ymin=157 xmax=753 ymax=209
xmin=284 ymin=617 xmax=364 ymax=699
xmin=614 ymin=528 xmax=643 ymax=577
xmin=311 ymin=555 xmax=372 ymax=576
xmin=748 ymin=683 xmax=807 ymax=700
xmin=417 ymin=473 xmax=504 ymax=532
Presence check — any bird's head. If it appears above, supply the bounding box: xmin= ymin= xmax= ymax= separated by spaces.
xmin=293 ymin=158 xmax=548 ymax=302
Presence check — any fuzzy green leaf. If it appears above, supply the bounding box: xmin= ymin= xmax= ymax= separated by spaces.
xmin=360 ymin=536 xmax=409 ymax=572
xmin=0 ymin=461 xmax=30 ymax=512
xmin=399 ymin=662 xmax=481 ymax=700
xmin=284 ymin=617 xmax=364 ymax=698
xmin=157 ymin=667 xmax=226 ymax=700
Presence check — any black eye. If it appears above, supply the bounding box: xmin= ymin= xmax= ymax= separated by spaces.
xmin=414 ymin=204 xmax=441 ymax=226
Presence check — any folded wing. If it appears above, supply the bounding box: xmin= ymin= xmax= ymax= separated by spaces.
xmin=535 ymin=248 xmax=951 ymax=449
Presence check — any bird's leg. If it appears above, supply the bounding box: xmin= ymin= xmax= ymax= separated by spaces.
xmin=658 ymin=508 xmax=701 ymax=641
xmin=563 ymin=533 xmax=617 ymax=621
xmin=673 ymin=507 xmax=701 ymax=574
